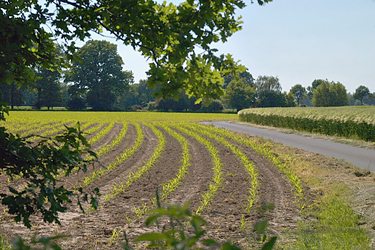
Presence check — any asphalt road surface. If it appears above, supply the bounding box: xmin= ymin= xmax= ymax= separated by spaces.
xmin=203 ymin=121 xmax=375 ymax=172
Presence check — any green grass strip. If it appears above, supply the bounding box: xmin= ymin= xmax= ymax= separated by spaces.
xmin=289 ymin=195 xmax=371 ymax=250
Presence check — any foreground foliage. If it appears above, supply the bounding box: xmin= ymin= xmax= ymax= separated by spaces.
xmin=0 ymin=119 xmax=99 ymax=228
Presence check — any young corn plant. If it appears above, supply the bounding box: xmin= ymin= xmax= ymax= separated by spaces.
xmin=80 ymin=122 xmax=143 ymax=189
xmin=132 ymin=122 xmax=192 ymax=219
xmin=182 ymin=122 xmax=259 ymax=213
xmin=85 ymin=122 xmax=116 ymax=149
xmin=200 ymin=124 xmax=304 ymax=204
xmin=85 ymin=122 xmax=128 ymax=161
xmin=171 ymin=123 xmax=223 ymax=214
xmin=104 ymin=123 xmax=166 ymax=202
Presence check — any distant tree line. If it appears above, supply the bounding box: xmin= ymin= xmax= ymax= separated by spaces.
xmin=1 ymin=40 xmax=374 ymax=112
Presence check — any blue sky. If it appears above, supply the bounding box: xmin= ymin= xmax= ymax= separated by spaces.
xmin=91 ymin=0 xmax=375 ymax=94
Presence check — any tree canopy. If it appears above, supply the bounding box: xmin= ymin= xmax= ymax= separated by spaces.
xmin=224 ymin=77 xmax=256 ymax=111
xmin=290 ymin=84 xmax=306 ymax=106
xmin=1 ymin=0 xmax=272 ymax=105
xmin=255 ymin=75 xmax=285 ymax=107
xmin=312 ymin=80 xmax=349 ymax=107
xmin=353 ymin=85 xmax=370 ymax=105
xmin=65 ymin=40 xmax=133 ymax=110
xmin=34 ymin=69 xmax=62 ymax=110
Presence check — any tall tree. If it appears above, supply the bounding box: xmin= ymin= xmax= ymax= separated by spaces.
xmin=255 ymin=75 xmax=285 ymax=107
xmin=66 ymin=40 xmax=134 ymax=111
xmin=353 ymin=85 xmax=370 ymax=105
xmin=222 ymin=70 xmax=254 ymax=89
xmin=34 ymin=69 xmax=62 ymax=110
xmin=0 ymin=83 xmax=24 ymax=109
xmin=223 ymin=77 xmax=256 ymax=112
xmin=290 ymin=84 xmax=306 ymax=106
xmin=312 ymin=80 xmax=349 ymax=107
xmin=284 ymin=91 xmax=296 ymax=107
xmin=307 ymin=79 xmax=326 ymax=100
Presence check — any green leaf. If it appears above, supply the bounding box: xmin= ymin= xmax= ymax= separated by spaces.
xmin=254 ymin=220 xmax=268 ymax=234
xmin=135 ymin=232 xmax=168 ymax=242
xmin=221 ymin=242 xmax=242 ymax=250
xmin=261 ymin=236 xmax=277 ymax=250
xmin=145 ymin=214 xmax=160 ymax=226
xmin=203 ymin=239 xmax=218 ymax=246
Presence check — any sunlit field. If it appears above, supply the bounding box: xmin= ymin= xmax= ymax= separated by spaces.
xmin=239 ymin=106 xmax=375 ymax=141
xmin=0 ymin=110 xmax=372 ymax=249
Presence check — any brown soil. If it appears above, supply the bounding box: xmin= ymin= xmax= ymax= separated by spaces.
xmin=0 ymin=122 xmax=303 ymax=249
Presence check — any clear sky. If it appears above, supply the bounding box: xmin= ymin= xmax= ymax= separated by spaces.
xmin=90 ymin=0 xmax=375 ymax=94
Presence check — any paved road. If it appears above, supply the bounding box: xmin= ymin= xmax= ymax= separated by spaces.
xmin=203 ymin=121 xmax=375 ymax=172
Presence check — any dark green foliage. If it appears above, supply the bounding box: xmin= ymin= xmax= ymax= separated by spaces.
xmin=307 ymin=79 xmax=326 ymax=99
xmin=224 ymin=77 xmax=256 ymax=111
xmin=67 ymin=96 xmax=86 ymax=111
xmin=0 ymin=83 xmax=25 ymax=109
xmin=114 ymin=80 xmax=157 ymax=110
xmin=201 ymin=100 xmax=224 ymax=112
xmin=0 ymin=122 xmax=99 ymax=228
xmin=289 ymin=84 xmax=306 ymax=106
xmin=65 ymin=40 xmax=133 ymax=111
xmin=156 ymin=98 xmax=187 ymax=112
xmin=284 ymin=91 xmax=296 ymax=107
xmin=312 ymin=80 xmax=349 ymax=107
xmin=22 ymin=88 xmax=37 ymax=106
xmin=257 ymin=91 xmax=286 ymax=108
xmin=223 ymin=70 xmax=254 ymax=89
xmin=154 ymin=90 xmax=201 ymax=112
xmin=34 ymin=69 xmax=62 ymax=110
xmin=353 ymin=85 xmax=370 ymax=105
xmin=255 ymin=76 xmax=286 ymax=108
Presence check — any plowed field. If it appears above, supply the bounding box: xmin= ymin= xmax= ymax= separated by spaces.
xmin=1 ymin=118 xmax=304 ymax=249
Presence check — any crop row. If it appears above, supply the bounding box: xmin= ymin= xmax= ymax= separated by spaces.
xmin=104 ymin=123 xmax=165 ymax=202
xmin=79 ymin=122 xmax=143 ymax=189
xmin=90 ymin=121 xmax=128 ymax=159
xmin=182 ymin=122 xmax=259 ymax=213
xmin=198 ymin=123 xmax=304 ymax=203
xmin=172 ymin=123 xmax=224 ymax=214
xmin=157 ymin=123 xmax=191 ymax=201
xmin=132 ymin=122 xmax=192 ymax=219
xmin=239 ymin=106 xmax=375 ymax=141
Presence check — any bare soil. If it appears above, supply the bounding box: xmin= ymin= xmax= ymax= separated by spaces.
xmin=0 ymin=122 xmax=305 ymax=249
